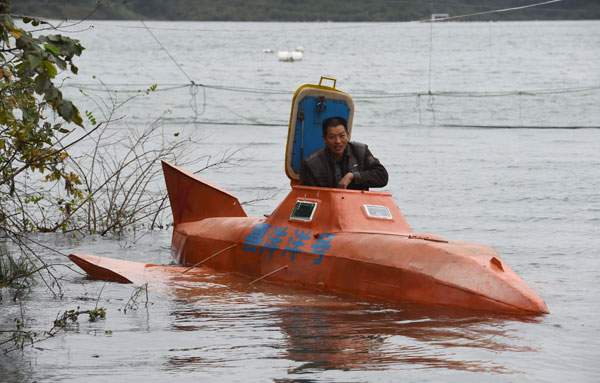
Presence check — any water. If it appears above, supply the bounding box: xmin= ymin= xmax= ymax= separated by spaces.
xmin=1 ymin=21 xmax=600 ymax=382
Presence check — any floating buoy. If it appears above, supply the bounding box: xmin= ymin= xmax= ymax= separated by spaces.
xmin=277 ymin=51 xmax=291 ymax=61
xmin=295 ymin=45 xmax=305 ymax=53
xmin=278 ymin=51 xmax=303 ymax=62
xmin=263 ymin=49 xmax=274 ymax=53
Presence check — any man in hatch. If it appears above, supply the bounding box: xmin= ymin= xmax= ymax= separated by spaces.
xmin=300 ymin=116 xmax=388 ymax=190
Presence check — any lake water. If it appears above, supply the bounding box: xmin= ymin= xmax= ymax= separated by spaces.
xmin=1 ymin=20 xmax=600 ymax=382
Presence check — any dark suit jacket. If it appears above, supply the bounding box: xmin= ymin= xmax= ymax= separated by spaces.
xmin=300 ymin=142 xmax=388 ymax=190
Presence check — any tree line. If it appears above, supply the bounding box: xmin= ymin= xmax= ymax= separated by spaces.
xmin=13 ymin=0 xmax=600 ymax=21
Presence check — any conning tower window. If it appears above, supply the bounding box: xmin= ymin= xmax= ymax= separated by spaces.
xmin=291 ymin=201 xmax=317 ymax=221
xmin=363 ymin=204 xmax=393 ymax=220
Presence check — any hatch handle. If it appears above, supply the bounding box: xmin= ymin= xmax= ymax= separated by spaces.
xmin=490 ymin=256 xmax=504 ymax=272
xmin=319 ymin=76 xmax=337 ymax=89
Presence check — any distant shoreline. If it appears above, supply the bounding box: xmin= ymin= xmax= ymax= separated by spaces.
xmin=13 ymin=0 xmax=600 ymax=22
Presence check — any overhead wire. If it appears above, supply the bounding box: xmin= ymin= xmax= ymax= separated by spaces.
xmin=140 ymin=20 xmax=205 ymax=121
xmin=420 ymin=0 xmax=565 ymax=126
xmin=141 ymin=20 xmax=193 ymax=83
xmin=97 ymin=22 xmax=387 ymax=33
xmin=62 ymin=0 xmax=592 ymax=128
xmin=64 ymin=82 xmax=600 ymax=98
xmin=427 ymin=0 xmax=437 ymax=126
xmin=422 ymin=0 xmax=564 ymax=23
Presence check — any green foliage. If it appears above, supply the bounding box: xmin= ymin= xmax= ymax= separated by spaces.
xmin=53 ymin=307 xmax=107 ymax=328
xmin=146 ymin=83 xmax=157 ymax=94
xmin=3 ymin=305 xmax=107 ymax=352
xmin=85 ymin=109 xmax=96 ymax=125
xmin=0 ymin=12 xmax=84 ymax=199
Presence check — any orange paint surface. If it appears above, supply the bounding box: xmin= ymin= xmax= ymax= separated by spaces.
xmin=161 ymin=161 xmax=548 ymax=314
xmin=68 ymin=80 xmax=548 ymax=315
xmin=69 ymin=161 xmax=548 ymax=314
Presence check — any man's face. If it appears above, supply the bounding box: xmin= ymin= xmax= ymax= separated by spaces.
xmin=323 ymin=124 xmax=348 ymax=159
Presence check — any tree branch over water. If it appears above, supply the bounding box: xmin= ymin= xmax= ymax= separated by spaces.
xmin=1 ymin=3 xmax=249 ymax=353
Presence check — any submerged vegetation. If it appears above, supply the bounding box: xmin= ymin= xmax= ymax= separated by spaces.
xmin=0 ymin=1 xmax=242 ymax=353
xmin=1 ymin=306 xmax=107 ymax=353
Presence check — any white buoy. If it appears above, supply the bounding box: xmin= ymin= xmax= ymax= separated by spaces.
xmin=291 ymin=51 xmax=303 ymax=61
xmin=278 ymin=51 xmax=292 ymax=61
xmin=278 ymin=51 xmax=303 ymax=62
xmin=295 ymin=45 xmax=305 ymax=53
xmin=263 ymin=49 xmax=274 ymax=53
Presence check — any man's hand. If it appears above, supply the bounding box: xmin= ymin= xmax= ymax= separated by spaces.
xmin=338 ymin=172 xmax=354 ymax=189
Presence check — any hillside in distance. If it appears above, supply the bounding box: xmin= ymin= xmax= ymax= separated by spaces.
xmin=13 ymin=0 xmax=600 ymax=21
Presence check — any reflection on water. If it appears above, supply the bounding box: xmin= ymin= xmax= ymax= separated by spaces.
xmin=157 ymin=269 xmax=541 ymax=376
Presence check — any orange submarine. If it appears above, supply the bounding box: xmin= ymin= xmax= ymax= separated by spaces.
xmin=70 ymin=77 xmax=548 ymax=314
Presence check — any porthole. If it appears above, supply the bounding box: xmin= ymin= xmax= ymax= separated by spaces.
xmin=291 ymin=201 xmax=317 ymax=221
xmin=363 ymin=204 xmax=393 ymax=220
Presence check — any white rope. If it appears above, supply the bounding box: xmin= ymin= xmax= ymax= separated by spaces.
xmin=423 ymin=0 xmax=564 ymax=22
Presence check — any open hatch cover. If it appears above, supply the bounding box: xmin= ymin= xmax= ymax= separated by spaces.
xmin=285 ymin=77 xmax=355 ymax=181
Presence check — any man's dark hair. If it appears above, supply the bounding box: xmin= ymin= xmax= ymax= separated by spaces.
xmin=322 ymin=116 xmax=348 ymax=137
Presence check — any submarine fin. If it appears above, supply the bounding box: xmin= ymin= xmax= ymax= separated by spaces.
xmin=69 ymin=253 xmax=135 ymax=284
xmin=161 ymin=160 xmax=246 ymax=225
xmin=69 ymin=253 xmax=213 ymax=287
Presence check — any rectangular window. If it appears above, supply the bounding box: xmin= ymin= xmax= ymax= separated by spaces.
xmin=291 ymin=201 xmax=317 ymax=222
xmin=363 ymin=204 xmax=393 ymax=220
